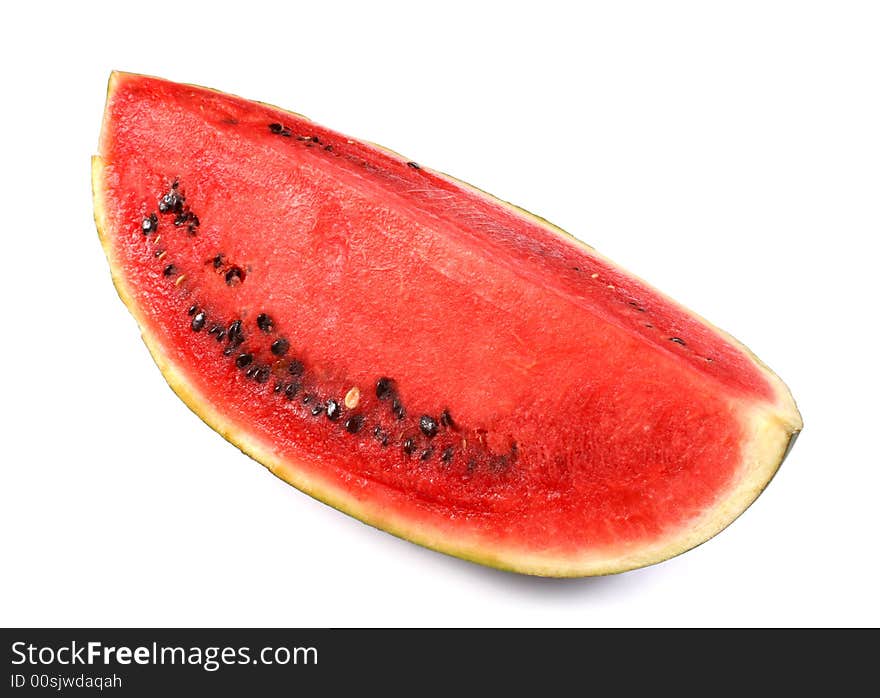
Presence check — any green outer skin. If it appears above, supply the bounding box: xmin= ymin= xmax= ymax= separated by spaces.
xmin=93 ymin=72 xmax=802 ymax=577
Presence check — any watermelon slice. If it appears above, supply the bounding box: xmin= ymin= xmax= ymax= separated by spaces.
xmin=92 ymin=72 xmax=801 ymax=576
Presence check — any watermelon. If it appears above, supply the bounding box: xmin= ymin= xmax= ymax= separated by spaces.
xmin=92 ymin=72 xmax=801 ymax=577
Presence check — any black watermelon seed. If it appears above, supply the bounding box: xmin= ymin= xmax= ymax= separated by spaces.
xmin=213 ymin=254 xmax=224 ymax=269
xmin=225 ymin=266 xmax=244 ymax=286
xmin=235 ymin=353 xmax=253 ymax=368
xmin=311 ymin=402 xmax=324 ymax=416
xmin=142 ymin=213 xmax=158 ymax=234
xmin=274 ymin=381 xmax=283 ymax=394
xmin=302 ymin=394 xmax=313 ymax=405
xmin=227 ymin=322 xmax=244 ymax=347
xmin=223 ymin=346 xmax=234 ymax=356
xmin=284 ymin=382 xmax=300 ymax=400
xmin=187 ymin=305 xmax=198 ymax=316
xmin=441 ymin=446 xmax=455 ymax=463
xmin=256 ymin=313 xmax=274 ymax=333
xmin=158 ymin=187 xmax=184 ymax=214
xmin=419 ymin=415 xmax=439 ymax=438
xmin=191 ymin=312 xmax=206 ymax=332
xmin=215 ymin=329 xmax=226 ymax=342
xmin=326 ymin=399 xmax=341 ymax=421
xmin=407 ymin=161 xmax=421 ymax=169
xmin=271 ymin=338 xmax=290 ymax=357
xmin=345 ymin=415 xmax=365 ymax=434
xmin=376 ymin=377 xmax=394 ymax=400
xmin=372 ymin=425 xmax=389 ymax=446
xmin=208 ymin=324 xmax=221 ymax=336
xmin=439 ymin=409 xmax=455 ymax=429
xmin=669 ymin=337 xmax=687 ymax=346
xmin=392 ymin=397 xmax=406 ymax=421
xmin=268 ymin=123 xmax=283 ymax=134
xmin=628 ymin=301 xmax=646 ymax=312
xmin=254 ymin=366 xmax=271 ymax=384
xmin=163 ymin=264 xmax=176 ymax=277
xmin=402 ymin=438 xmax=416 ymax=456
xmin=420 ymin=448 xmax=434 ymax=461
xmin=288 ymin=359 xmax=304 ymax=376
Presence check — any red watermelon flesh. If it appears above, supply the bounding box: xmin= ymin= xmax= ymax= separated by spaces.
xmin=93 ymin=72 xmax=801 ymax=576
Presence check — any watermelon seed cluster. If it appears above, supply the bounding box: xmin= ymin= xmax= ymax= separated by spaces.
xmin=572 ymin=266 xmax=718 ymax=362
xmin=265 ymin=121 xmax=426 ymax=177
xmin=207 ymin=253 xmax=247 ymax=287
xmin=153 ymin=180 xmax=201 ymax=235
xmin=147 ymin=177 xmax=516 ymax=475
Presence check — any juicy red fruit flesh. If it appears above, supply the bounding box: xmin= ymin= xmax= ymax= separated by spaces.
xmin=97 ymin=74 xmax=783 ymax=562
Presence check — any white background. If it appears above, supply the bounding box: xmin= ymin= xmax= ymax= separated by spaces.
xmin=1 ymin=1 xmax=878 ymax=628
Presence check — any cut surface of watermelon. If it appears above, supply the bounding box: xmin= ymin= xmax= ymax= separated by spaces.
xmin=93 ymin=72 xmax=801 ymax=576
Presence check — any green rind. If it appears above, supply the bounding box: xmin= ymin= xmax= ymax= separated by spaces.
xmin=94 ymin=72 xmax=802 ymax=577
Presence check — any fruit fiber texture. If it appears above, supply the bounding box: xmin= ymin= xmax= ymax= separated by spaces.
xmin=93 ymin=72 xmax=801 ymax=576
